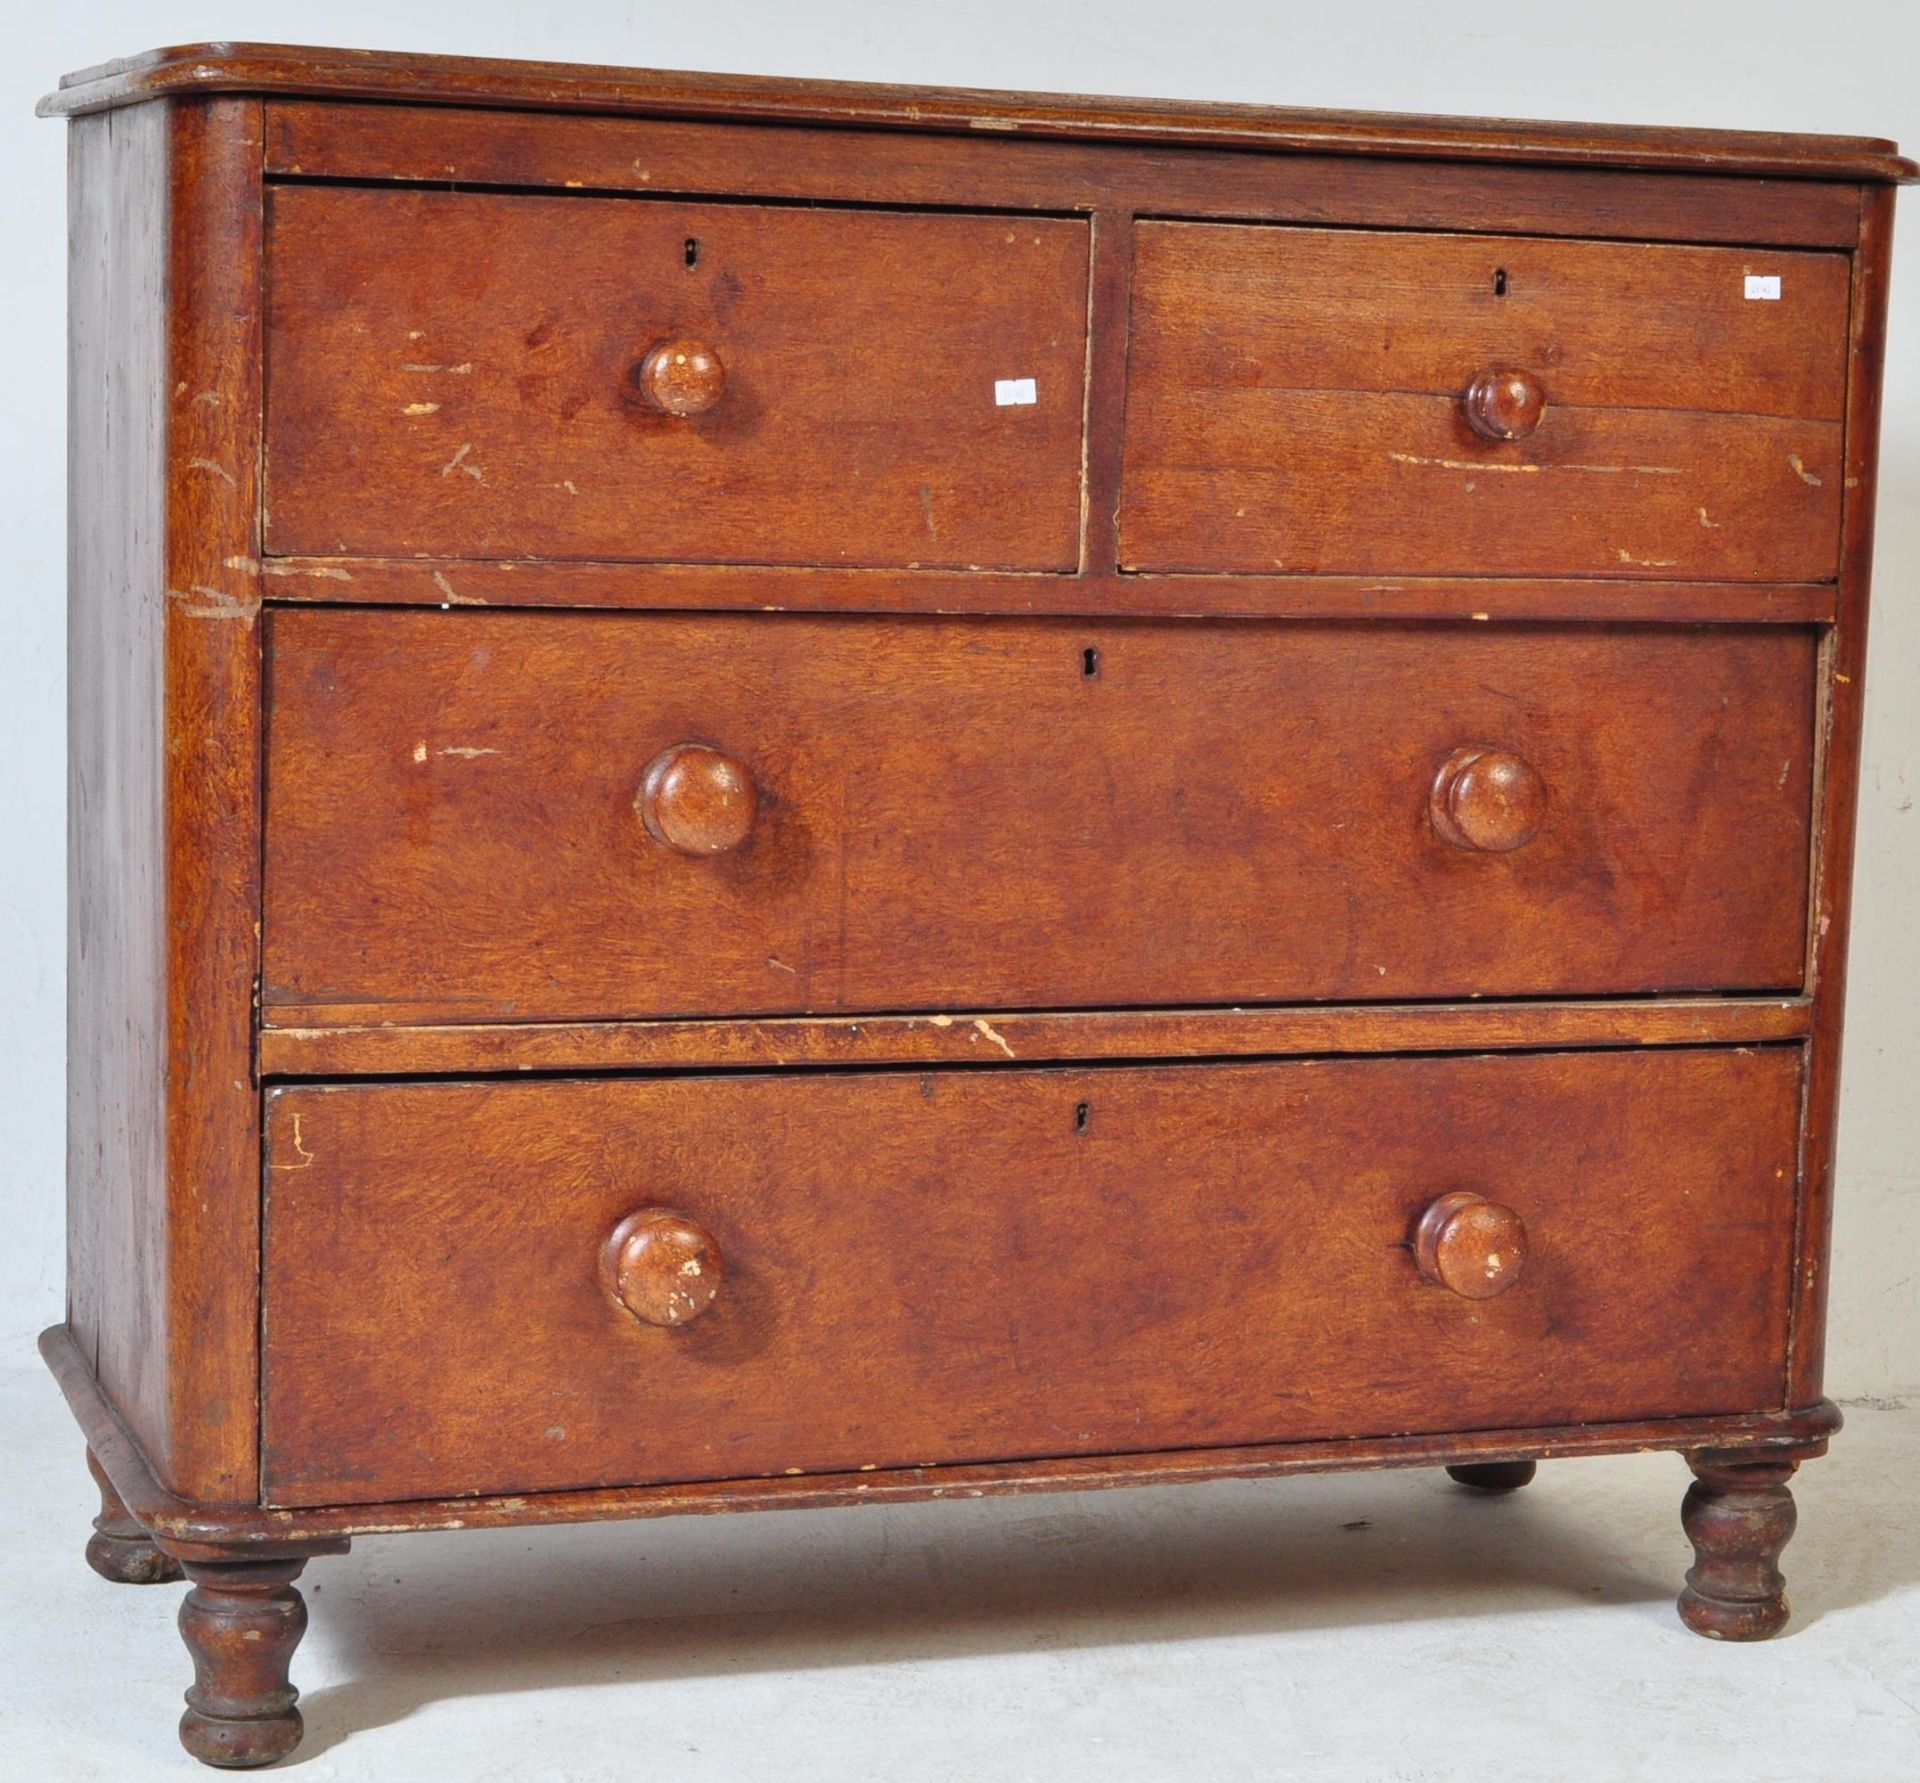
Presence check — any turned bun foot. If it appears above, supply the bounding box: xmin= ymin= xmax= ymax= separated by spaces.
xmin=85 ymin=1447 xmax=182 ymax=1585
xmin=177 ymin=1558 xmax=312 ymax=1768
xmin=1445 ymin=1458 xmax=1538 ymax=1492
xmin=1678 ymin=1456 xmax=1798 ymax=1641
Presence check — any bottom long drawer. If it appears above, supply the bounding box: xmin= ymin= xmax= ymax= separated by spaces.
xmin=262 ymin=1047 xmax=1800 ymax=1507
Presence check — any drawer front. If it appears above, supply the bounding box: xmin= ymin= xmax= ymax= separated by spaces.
xmin=262 ymin=1048 xmax=1800 ymax=1506
xmin=263 ymin=187 xmax=1090 ymax=568
xmin=1120 ymin=224 xmax=1849 ymax=579
xmin=262 ymin=609 xmax=1815 ymax=1024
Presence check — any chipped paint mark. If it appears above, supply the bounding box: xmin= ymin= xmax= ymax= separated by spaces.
xmin=926 ymin=1014 xmax=955 ymax=1028
xmin=561 ymin=480 xmax=579 ymax=495
xmin=1616 ymin=548 xmax=1680 ymax=567
xmin=766 ymin=957 xmax=799 ymax=975
xmin=969 ymin=116 xmax=1019 ymax=131
xmin=1778 ymin=759 xmax=1793 ymax=789
xmin=193 ymin=389 xmax=221 ymax=408
xmin=224 ymin=554 xmax=261 ymax=574
xmin=972 ymin=1018 xmax=1016 ymax=1058
xmin=1470 ymin=611 xmax=1490 ymax=621
xmin=272 ymin=1113 xmax=316 ymax=1171
xmin=404 ymin=401 xmax=442 ymax=416
xmin=1788 ymin=454 xmax=1823 ymax=487
xmin=166 ymin=585 xmax=259 ymax=627
xmin=1698 ymin=507 xmax=1720 ymax=529
xmin=404 ymin=362 xmax=474 ymax=374
xmin=187 ymin=456 xmax=238 ymax=487
xmin=413 ymin=741 xmax=429 ymax=764
xmin=437 ymin=745 xmax=500 ymax=759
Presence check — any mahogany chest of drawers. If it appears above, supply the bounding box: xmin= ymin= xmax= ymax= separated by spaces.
xmin=40 ymin=43 xmax=1912 ymax=1768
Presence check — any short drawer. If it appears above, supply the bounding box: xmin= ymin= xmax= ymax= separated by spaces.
xmin=261 ymin=1047 xmax=1800 ymax=1505
xmin=1120 ymin=223 xmax=1849 ymax=579
xmin=263 ymin=186 xmax=1090 ymax=569
xmin=262 ymin=609 xmax=1816 ymax=1024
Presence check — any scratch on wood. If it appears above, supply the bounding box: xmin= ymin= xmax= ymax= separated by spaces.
xmin=1389 ymin=452 xmax=1680 ymax=476
xmin=437 ymin=745 xmax=500 ymax=759
xmin=1788 ymin=454 xmax=1823 ymax=487
xmin=432 ymin=569 xmax=485 ymax=604
xmin=166 ymin=585 xmax=260 ymax=627
xmin=404 ymin=401 xmax=442 ymax=416
xmin=404 ymin=362 xmax=474 ymax=374
xmin=271 ymin=1113 xmax=316 ymax=1171
xmin=441 ymin=443 xmax=484 ymax=482
xmin=972 ymin=1018 xmax=1016 ymax=1058
xmin=1616 ymin=548 xmax=1680 ymax=567
xmin=262 ymin=562 xmax=353 ymax=581
xmin=1698 ymin=507 xmax=1721 ymax=528
xmin=186 ymin=456 xmax=239 ymax=488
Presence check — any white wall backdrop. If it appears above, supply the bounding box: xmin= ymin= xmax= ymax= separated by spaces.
xmin=3 ymin=2 xmax=1915 ymax=1393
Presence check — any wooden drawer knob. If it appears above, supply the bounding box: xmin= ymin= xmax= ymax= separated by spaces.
xmin=1415 ymin=1191 xmax=1528 ymax=1300
xmin=638 ymin=743 xmax=758 ymax=855
xmin=1430 ymin=745 xmax=1547 ymax=852
xmin=637 ymin=338 xmax=726 ymax=416
xmin=600 ymin=1209 xmax=725 ymax=1327
xmin=1463 ymin=368 xmax=1546 ymax=441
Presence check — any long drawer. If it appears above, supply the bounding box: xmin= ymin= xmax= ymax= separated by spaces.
xmin=263 ymin=186 xmax=1091 ymax=569
xmin=1120 ymin=223 xmax=1849 ymax=580
xmin=261 ymin=1047 xmax=1801 ymax=1506
xmin=261 ymin=609 xmax=1816 ymax=1025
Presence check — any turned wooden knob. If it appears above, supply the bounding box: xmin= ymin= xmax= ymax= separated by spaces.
xmin=1463 ymin=367 xmax=1546 ymax=441
xmin=638 ymin=743 xmax=758 ymax=855
xmin=600 ymin=1209 xmax=724 ymax=1327
xmin=1430 ymin=745 xmax=1547 ymax=852
xmin=636 ymin=338 xmax=726 ymax=416
xmin=1415 ymin=1191 xmax=1528 ymax=1300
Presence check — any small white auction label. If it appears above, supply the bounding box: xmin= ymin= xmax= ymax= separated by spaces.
xmin=1745 ymin=274 xmax=1782 ymax=300
xmin=994 ymin=377 xmax=1038 ymax=406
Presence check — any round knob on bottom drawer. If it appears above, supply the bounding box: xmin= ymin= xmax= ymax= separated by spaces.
xmin=1430 ymin=746 xmax=1547 ymax=852
xmin=1463 ymin=368 xmax=1546 ymax=441
xmin=1415 ymin=1192 xmax=1528 ymax=1300
xmin=638 ymin=744 xmax=758 ymax=855
xmin=600 ymin=1209 xmax=725 ymax=1327
xmin=636 ymin=339 xmax=726 ymax=416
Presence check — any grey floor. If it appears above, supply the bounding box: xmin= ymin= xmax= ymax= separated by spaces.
xmin=4 ymin=1360 xmax=1916 ymax=1781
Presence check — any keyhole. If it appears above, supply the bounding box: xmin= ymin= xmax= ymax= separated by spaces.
xmin=1082 ymin=646 xmax=1100 ymax=678
xmin=1493 ymin=267 xmax=1508 ymax=297
xmin=1074 ymin=1101 xmax=1091 ymax=1133
xmin=684 ymin=237 xmax=701 ymax=269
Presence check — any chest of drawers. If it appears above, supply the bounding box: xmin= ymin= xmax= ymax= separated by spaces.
xmin=40 ymin=43 xmax=1911 ymax=1768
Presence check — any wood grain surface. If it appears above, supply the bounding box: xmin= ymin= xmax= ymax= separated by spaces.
xmin=1122 ymin=223 xmax=1848 ymax=580
xmin=263 ymin=103 xmax=1871 ymax=250
xmin=262 ymin=609 xmax=1816 ymax=1025
xmin=263 ymin=186 xmax=1090 ymax=568
xmin=260 ymin=1047 xmax=1802 ymax=1506
xmin=66 ymin=96 xmax=266 ymax=1503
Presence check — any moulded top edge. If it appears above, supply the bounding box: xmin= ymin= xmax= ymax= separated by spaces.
xmin=37 ymin=42 xmax=1919 ymax=183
